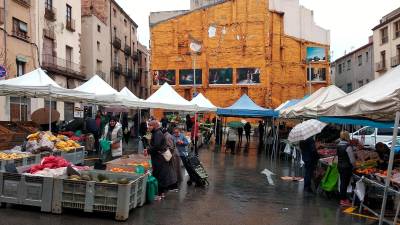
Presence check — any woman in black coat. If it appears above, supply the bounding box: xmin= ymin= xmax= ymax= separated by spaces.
xmin=147 ymin=120 xmax=177 ymax=199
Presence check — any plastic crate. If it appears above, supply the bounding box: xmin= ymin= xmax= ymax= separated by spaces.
xmin=0 ymin=171 xmax=53 ymax=212
xmin=52 ymin=170 xmax=148 ymax=221
xmin=106 ymin=155 xmax=152 ymax=173
xmin=0 ymin=154 xmax=43 ymax=171
xmin=52 ymin=147 xmax=85 ymax=165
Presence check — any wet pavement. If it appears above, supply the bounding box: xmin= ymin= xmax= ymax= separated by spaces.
xmin=0 ymin=139 xmax=375 ymax=225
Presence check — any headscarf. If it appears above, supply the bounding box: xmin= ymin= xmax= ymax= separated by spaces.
xmin=148 ymin=120 xmax=160 ymax=129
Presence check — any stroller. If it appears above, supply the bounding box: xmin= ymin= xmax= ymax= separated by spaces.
xmin=184 ymin=146 xmax=209 ymax=187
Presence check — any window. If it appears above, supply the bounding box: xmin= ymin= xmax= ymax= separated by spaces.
xmin=125 ymin=57 xmax=128 ymax=73
xmin=45 ymin=0 xmax=52 ymax=10
xmin=66 ymin=4 xmax=72 ymax=23
xmin=132 ymin=27 xmax=136 ymax=34
xmin=45 ymin=100 xmax=57 ymax=110
xmin=12 ymin=18 xmax=28 ymax=40
xmin=347 ymin=83 xmax=352 ymax=92
xmin=347 ymin=60 xmax=351 ymax=70
xmin=366 ymin=79 xmax=369 ymax=83
xmin=381 ymin=51 xmax=386 ymax=67
xmin=16 ymin=59 xmax=25 ymax=77
xmin=113 ymin=8 xmax=116 ymax=17
xmin=64 ymin=103 xmax=74 ymax=122
xmin=124 ymin=19 xmax=127 ymax=26
xmin=114 ymin=49 xmax=118 ymax=64
xmin=97 ymin=41 xmax=100 ymax=50
xmin=366 ymin=52 xmax=369 ymax=62
xmin=342 ymin=63 xmax=345 ymax=70
xmin=381 ymin=27 xmax=388 ymax=44
xmin=96 ymin=60 xmax=102 ymax=71
xmin=361 ymin=127 xmax=376 ymax=136
xmin=394 ymin=20 xmax=400 ymax=39
xmin=113 ymin=27 xmax=117 ymax=38
xmin=10 ymin=97 xmax=30 ymax=122
xmin=338 ymin=64 xmax=342 ymax=74
xmin=358 ymin=55 xmax=362 ymax=66
xmin=358 ymin=80 xmax=364 ymax=87
xmin=97 ymin=25 xmax=101 ymax=32
xmin=66 ymin=46 xmax=72 ymax=69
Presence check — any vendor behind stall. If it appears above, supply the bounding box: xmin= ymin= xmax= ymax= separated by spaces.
xmin=101 ymin=117 xmax=123 ymax=161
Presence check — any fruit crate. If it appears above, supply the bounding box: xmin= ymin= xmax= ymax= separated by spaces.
xmin=0 ymin=171 xmax=53 ymax=212
xmin=16 ymin=121 xmax=39 ymax=134
xmin=52 ymin=170 xmax=148 ymax=221
xmin=52 ymin=147 xmax=85 ymax=165
xmin=0 ymin=121 xmax=27 ymax=144
xmin=106 ymin=155 xmax=152 ymax=173
xmin=0 ymin=153 xmax=47 ymax=171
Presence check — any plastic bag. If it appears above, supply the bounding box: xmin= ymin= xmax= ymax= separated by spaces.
xmin=355 ymin=178 xmax=366 ymax=201
xmin=39 ymin=138 xmax=54 ymax=150
xmin=26 ymin=140 xmax=39 ymax=152
xmin=320 ymin=163 xmax=339 ymax=192
xmin=146 ymin=176 xmax=158 ymax=203
xmin=284 ymin=143 xmax=291 ymax=154
xmin=138 ymin=139 xmax=144 ymax=154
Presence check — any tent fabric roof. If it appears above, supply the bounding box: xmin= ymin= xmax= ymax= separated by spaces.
xmin=0 ymin=68 xmax=93 ymax=102
xmin=74 ymin=75 xmax=118 ymax=95
xmin=276 ymin=99 xmax=302 ymax=111
xmin=119 ymin=87 xmax=140 ymax=100
xmin=190 ymin=93 xmax=217 ymax=112
xmin=217 ymin=94 xmax=278 ymax=117
xmin=318 ymin=66 xmax=400 ymax=121
xmin=145 ymin=83 xmax=197 ymax=111
xmin=280 ymin=85 xmax=346 ymax=118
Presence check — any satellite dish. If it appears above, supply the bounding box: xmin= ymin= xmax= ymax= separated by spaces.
xmin=189 ymin=42 xmax=202 ymax=52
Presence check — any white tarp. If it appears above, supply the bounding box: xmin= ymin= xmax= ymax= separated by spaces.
xmin=280 ymin=85 xmax=346 ymax=118
xmin=119 ymin=87 xmax=140 ymax=100
xmin=74 ymin=75 xmax=118 ymax=95
xmin=190 ymin=93 xmax=217 ymax=112
xmin=318 ymin=66 xmax=400 ymax=121
xmin=145 ymin=83 xmax=197 ymax=111
xmin=0 ymin=68 xmax=93 ymax=102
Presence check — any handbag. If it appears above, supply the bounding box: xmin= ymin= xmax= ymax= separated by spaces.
xmin=111 ymin=142 xmax=121 ymax=149
xmin=162 ymin=148 xmax=173 ymax=162
xmin=320 ymin=162 xmax=339 ymax=192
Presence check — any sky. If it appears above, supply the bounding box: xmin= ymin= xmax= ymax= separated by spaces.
xmin=116 ymin=0 xmax=400 ymax=60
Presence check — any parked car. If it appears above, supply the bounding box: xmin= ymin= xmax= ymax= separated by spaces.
xmin=351 ymin=126 xmax=400 ymax=148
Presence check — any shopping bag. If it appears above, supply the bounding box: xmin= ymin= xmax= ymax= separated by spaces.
xmin=138 ymin=139 xmax=144 ymax=154
xmin=146 ymin=176 xmax=158 ymax=203
xmin=354 ymin=179 xmax=366 ymax=202
xmin=284 ymin=143 xmax=291 ymax=154
xmin=100 ymin=139 xmax=111 ymax=152
xmin=320 ymin=163 xmax=339 ymax=192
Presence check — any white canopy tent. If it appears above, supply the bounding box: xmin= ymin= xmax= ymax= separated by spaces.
xmin=280 ymin=85 xmax=346 ymax=118
xmin=190 ymin=93 xmax=217 ymax=112
xmin=0 ymin=68 xmax=93 ymax=102
xmin=145 ymin=83 xmax=197 ymax=111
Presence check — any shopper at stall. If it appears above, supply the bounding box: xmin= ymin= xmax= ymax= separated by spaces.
xmin=258 ymin=120 xmax=265 ymax=145
xmin=299 ymin=136 xmax=319 ymax=193
xmin=244 ymin=122 xmax=251 ymax=143
xmin=237 ymin=126 xmax=244 ymax=143
xmin=146 ymin=120 xmax=177 ymax=199
xmin=102 ymin=117 xmax=123 ymax=161
xmin=186 ymin=114 xmax=193 ymax=131
xmin=337 ymin=131 xmax=356 ymax=206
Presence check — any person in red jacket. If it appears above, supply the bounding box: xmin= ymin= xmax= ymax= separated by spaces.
xmin=191 ymin=115 xmax=200 ymax=156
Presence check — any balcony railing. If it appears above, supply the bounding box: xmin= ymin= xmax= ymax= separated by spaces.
xmin=124 ymin=45 xmax=131 ymax=56
xmin=113 ymin=36 xmax=121 ymax=49
xmin=66 ymin=19 xmax=75 ymax=32
xmin=96 ymin=70 xmax=106 ymax=79
xmin=45 ymin=7 xmax=56 ymax=21
xmin=0 ymin=8 xmax=4 ymax=25
xmin=391 ymin=56 xmax=400 ymax=68
xmin=13 ymin=0 xmax=30 ymax=7
xmin=113 ymin=63 xmax=122 ymax=75
xmin=42 ymin=54 xmax=82 ymax=77
xmin=12 ymin=30 xmax=29 ymax=41
xmin=43 ymin=28 xmax=55 ymax=39
xmin=375 ymin=61 xmax=387 ymax=72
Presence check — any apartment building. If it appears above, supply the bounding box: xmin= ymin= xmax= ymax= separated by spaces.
xmin=137 ymin=42 xmax=150 ymax=98
xmin=373 ymin=7 xmax=400 ymax=78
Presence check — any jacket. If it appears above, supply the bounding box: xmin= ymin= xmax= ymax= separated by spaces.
xmin=299 ymin=137 xmax=319 ymax=164
xmin=337 ymin=140 xmax=355 ymax=169
xmin=103 ymin=122 xmax=123 ymax=157
xmin=172 ymin=133 xmax=189 ymax=156
xmin=227 ymin=128 xmax=237 ymax=141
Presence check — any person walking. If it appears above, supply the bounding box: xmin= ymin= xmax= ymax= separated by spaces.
xmin=237 ymin=126 xmax=243 ymax=143
xmin=299 ymin=137 xmax=319 ymax=193
xmin=163 ymin=128 xmax=181 ymax=189
xmin=122 ymin=113 xmax=130 ymax=145
xmin=102 ymin=117 xmax=123 ymax=161
xmin=227 ymin=127 xmax=237 ymax=154
xmin=244 ymin=122 xmax=251 ymax=143
xmin=146 ymin=120 xmax=177 ymax=199
xmin=258 ymin=120 xmax=265 ymax=145
xmin=337 ymin=131 xmax=356 ymax=206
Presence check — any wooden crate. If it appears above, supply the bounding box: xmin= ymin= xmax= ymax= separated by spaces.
xmin=16 ymin=121 xmax=39 ymax=134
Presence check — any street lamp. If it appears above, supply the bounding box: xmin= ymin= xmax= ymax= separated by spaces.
xmin=307 ymin=58 xmax=312 ymax=95
xmin=189 ymin=41 xmax=202 ymax=97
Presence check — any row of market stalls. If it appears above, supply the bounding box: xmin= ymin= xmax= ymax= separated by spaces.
xmin=278 ymin=65 xmax=400 ymax=225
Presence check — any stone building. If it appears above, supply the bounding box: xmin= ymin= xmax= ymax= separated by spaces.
xmin=137 ymin=42 xmax=150 ymax=99
xmin=331 ymin=38 xmax=374 ymax=93
xmin=373 ymin=7 xmax=400 ymax=78
xmin=150 ymin=0 xmax=330 ymax=109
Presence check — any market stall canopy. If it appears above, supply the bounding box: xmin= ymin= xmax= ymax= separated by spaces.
xmin=74 ymin=75 xmax=118 ymax=95
xmin=0 ymin=68 xmax=93 ymax=102
xmin=119 ymin=87 xmax=141 ymax=100
xmin=102 ymin=87 xmax=145 ymax=111
xmin=217 ymin=94 xmax=278 ymax=117
xmin=145 ymin=83 xmax=197 ymax=111
xmin=280 ymin=85 xmax=346 ymax=118
xmin=317 ymin=66 xmax=400 ymax=121
xmin=190 ymin=93 xmax=217 ymax=112
xmin=275 ymin=99 xmax=302 ymax=112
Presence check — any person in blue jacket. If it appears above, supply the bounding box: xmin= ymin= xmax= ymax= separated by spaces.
xmin=172 ymin=128 xmax=193 ymax=184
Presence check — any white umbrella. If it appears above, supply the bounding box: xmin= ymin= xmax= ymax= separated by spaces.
xmin=288 ymin=119 xmax=327 ymax=143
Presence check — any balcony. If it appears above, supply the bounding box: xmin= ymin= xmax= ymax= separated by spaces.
xmin=113 ymin=63 xmax=122 ymax=75
xmin=44 ymin=7 xmax=56 ymax=21
xmin=12 ymin=30 xmax=29 ymax=41
xmin=132 ymin=52 xmax=139 ymax=61
xmin=66 ymin=19 xmax=75 ymax=32
xmin=43 ymin=28 xmax=55 ymax=39
xmin=391 ymin=56 xmax=400 ymax=68
xmin=113 ymin=36 xmax=121 ymax=49
xmin=375 ymin=61 xmax=387 ymax=72
xmin=96 ymin=70 xmax=106 ymax=79
xmin=127 ymin=69 xmax=133 ymax=78
xmin=13 ymin=0 xmax=30 ymax=7
xmin=42 ymin=54 xmax=83 ymax=79
xmin=132 ymin=71 xmax=139 ymax=82
xmin=124 ymin=45 xmax=131 ymax=56
xmin=0 ymin=8 xmax=4 ymax=26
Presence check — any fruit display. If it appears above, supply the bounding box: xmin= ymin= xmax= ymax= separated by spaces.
xmin=67 ymin=173 xmax=132 ymax=185
xmin=0 ymin=152 xmax=30 ymax=160
xmin=55 ymin=140 xmax=81 ymax=152
xmin=355 ymin=159 xmax=378 ymax=169
xmin=110 ymin=167 xmax=134 ymax=173
xmin=26 ymin=131 xmax=81 ymax=152
xmin=318 ymin=149 xmax=337 ymax=157
xmin=355 ymin=150 xmax=380 ymax=162
xmin=355 ymin=168 xmax=377 ymax=175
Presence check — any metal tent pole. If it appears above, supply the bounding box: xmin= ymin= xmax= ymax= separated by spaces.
xmin=49 ymin=97 xmax=52 ymax=131
xmin=379 ymin=111 xmax=400 ymax=225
